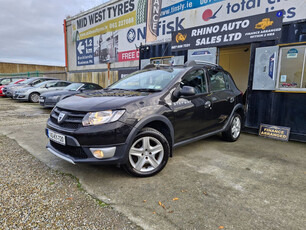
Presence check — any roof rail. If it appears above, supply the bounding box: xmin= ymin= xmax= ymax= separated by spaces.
xmin=143 ymin=63 xmax=174 ymax=69
xmin=184 ymin=60 xmax=222 ymax=69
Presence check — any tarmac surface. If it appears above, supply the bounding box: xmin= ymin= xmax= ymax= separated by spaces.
xmin=0 ymin=97 xmax=305 ymax=229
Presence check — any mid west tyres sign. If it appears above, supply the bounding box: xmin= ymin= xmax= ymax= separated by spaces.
xmin=70 ymin=0 xmax=306 ymax=65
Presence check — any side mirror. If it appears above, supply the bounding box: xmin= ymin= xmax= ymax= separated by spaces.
xmin=171 ymin=85 xmax=196 ymax=102
xmin=180 ymin=86 xmax=196 ymax=96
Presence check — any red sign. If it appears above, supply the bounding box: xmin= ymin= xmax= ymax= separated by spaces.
xmin=118 ymin=50 xmax=139 ymax=62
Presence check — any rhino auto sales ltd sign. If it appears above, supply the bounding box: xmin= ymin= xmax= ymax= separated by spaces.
xmin=171 ymin=11 xmax=283 ymax=51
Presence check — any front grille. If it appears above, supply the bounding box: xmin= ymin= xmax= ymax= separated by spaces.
xmin=50 ymin=107 xmax=86 ymax=130
xmin=50 ymin=141 xmax=88 ymax=159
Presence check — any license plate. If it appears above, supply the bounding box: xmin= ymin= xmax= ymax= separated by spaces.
xmin=39 ymin=98 xmax=45 ymax=103
xmin=48 ymin=129 xmax=66 ymax=145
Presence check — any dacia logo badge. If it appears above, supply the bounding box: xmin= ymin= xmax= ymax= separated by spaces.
xmin=58 ymin=112 xmax=66 ymax=123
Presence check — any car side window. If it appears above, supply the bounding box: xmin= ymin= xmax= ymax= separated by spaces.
xmin=81 ymin=84 xmax=92 ymax=90
xmin=45 ymin=82 xmax=57 ymax=88
xmin=55 ymin=82 xmax=70 ymax=87
xmin=181 ymin=69 xmax=207 ymax=94
xmin=92 ymin=84 xmax=102 ymax=90
xmin=208 ymin=70 xmax=229 ymax=92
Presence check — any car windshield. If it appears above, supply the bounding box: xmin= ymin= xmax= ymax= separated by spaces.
xmin=0 ymin=78 xmax=10 ymax=85
xmin=64 ymin=83 xmax=83 ymax=91
xmin=8 ymin=80 xmax=21 ymax=85
xmin=109 ymin=68 xmax=183 ymax=91
xmin=22 ymin=78 xmax=35 ymax=84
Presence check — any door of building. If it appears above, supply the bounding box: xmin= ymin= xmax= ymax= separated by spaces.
xmin=218 ymin=45 xmax=251 ymax=93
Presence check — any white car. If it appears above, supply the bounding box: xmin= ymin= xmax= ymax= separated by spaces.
xmin=14 ymin=80 xmax=71 ymax=103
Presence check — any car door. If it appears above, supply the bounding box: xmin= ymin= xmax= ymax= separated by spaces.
xmin=40 ymin=81 xmax=58 ymax=93
xmin=173 ymin=68 xmax=214 ymax=142
xmin=48 ymin=81 xmax=70 ymax=91
xmin=206 ymin=69 xmax=236 ymax=130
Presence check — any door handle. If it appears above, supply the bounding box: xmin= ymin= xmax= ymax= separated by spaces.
xmin=204 ymin=101 xmax=212 ymax=109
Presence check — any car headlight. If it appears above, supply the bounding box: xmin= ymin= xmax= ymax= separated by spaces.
xmin=82 ymin=110 xmax=125 ymax=126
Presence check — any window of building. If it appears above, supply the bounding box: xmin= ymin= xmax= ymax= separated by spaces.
xmin=277 ymin=45 xmax=306 ymax=90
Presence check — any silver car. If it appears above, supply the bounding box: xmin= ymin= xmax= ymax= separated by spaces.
xmin=14 ymin=80 xmax=71 ymax=102
xmin=7 ymin=77 xmax=57 ymax=98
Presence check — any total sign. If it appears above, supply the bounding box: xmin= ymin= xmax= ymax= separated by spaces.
xmin=76 ymin=38 xmax=94 ymax=66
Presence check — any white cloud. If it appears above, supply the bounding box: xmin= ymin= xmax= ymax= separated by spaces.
xmin=0 ymin=0 xmax=108 ymax=66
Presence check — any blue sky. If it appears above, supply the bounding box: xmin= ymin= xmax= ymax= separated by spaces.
xmin=0 ymin=0 xmax=108 ymax=66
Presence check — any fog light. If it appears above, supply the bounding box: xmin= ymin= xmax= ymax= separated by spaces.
xmin=93 ymin=150 xmax=104 ymax=159
xmin=90 ymin=147 xmax=116 ymax=159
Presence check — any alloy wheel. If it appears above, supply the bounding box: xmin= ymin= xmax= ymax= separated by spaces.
xmin=129 ymin=136 xmax=164 ymax=173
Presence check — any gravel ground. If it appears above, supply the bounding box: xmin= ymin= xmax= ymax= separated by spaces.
xmin=0 ymin=135 xmax=141 ymax=229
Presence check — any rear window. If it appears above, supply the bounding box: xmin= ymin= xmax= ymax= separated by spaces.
xmin=208 ymin=70 xmax=229 ymax=91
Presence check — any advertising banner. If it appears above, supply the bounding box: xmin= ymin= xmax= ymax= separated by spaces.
xmin=76 ymin=38 xmax=94 ymax=66
xmin=70 ymin=0 xmax=305 ymax=66
xmin=171 ymin=11 xmax=283 ymax=51
xmin=259 ymin=124 xmax=290 ymax=141
xmin=146 ymin=0 xmax=162 ymax=42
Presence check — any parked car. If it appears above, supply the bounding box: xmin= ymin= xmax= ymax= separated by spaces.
xmin=45 ymin=61 xmax=244 ymax=177
xmin=39 ymin=82 xmax=103 ymax=108
xmin=0 ymin=79 xmax=26 ymax=96
xmin=7 ymin=77 xmax=57 ymax=98
xmin=0 ymin=76 xmax=26 ymax=86
xmin=14 ymin=80 xmax=71 ymax=103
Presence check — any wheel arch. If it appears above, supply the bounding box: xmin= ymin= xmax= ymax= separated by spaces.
xmin=29 ymin=91 xmax=41 ymax=101
xmin=126 ymin=115 xmax=174 ymax=158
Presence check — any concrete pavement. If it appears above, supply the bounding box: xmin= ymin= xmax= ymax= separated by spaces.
xmin=0 ymin=97 xmax=305 ymax=229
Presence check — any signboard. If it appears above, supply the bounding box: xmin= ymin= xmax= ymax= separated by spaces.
xmin=259 ymin=124 xmax=291 ymax=141
xmin=69 ymin=0 xmax=306 ymax=67
xmin=287 ymin=48 xmax=298 ymax=58
xmin=146 ymin=0 xmax=162 ymax=42
xmin=171 ymin=11 xmax=283 ymax=51
xmin=187 ymin=47 xmax=217 ymax=63
xmin=76 ymin=38 xmax=94 ymax=66
xmin=252 ymin=46 xmax=279 ymax=90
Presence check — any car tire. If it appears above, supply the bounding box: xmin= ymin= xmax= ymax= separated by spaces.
xmin=123 ymin=128 xmax=170 ymax=177
xmin=29 ymin=92 xmax=40 ymax=103
xmin=222 ymin=113 xmax=242 ymax=142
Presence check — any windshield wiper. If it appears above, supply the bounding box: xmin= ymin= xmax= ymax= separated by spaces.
xmin=133 ymin=88 xmax=162 ymax=92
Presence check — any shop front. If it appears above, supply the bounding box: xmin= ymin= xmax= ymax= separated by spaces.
xmin=139 ymin=10 xmax=306 ymax=142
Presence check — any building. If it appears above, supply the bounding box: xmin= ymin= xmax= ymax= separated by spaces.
xmin=64 ymin=0 xmax=306 ymax=141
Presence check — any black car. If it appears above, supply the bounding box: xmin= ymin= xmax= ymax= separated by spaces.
xmin=39 ymin=82 xmax=103 ymax=108
xmin=45 ymin=61 xmax=244 ymax=177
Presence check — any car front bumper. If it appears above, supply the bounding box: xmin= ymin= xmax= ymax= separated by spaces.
xmin=39 ymin=97 xmax=57 ymax=108
xmin=14 ymin=93 xmax=28 ymax=100
xmin=45 ymin=119 xmax=136 ymax=165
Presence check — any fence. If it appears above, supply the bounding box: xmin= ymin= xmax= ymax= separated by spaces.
xmin=0 ymin=71 xmax=67 ymax=80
